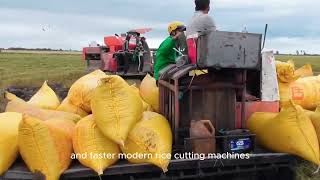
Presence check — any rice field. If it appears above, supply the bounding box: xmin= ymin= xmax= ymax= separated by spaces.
xmin=1 ymin=52 xmax=320 ymax=110
xmin=275 ymin=55 xmax=320 ymax=74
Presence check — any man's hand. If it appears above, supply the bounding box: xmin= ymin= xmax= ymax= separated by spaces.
xmin=173 ymin=31 xmax=183 ymax=40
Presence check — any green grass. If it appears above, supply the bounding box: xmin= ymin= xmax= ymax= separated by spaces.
xmin=0 ymin=52 xmax=85 ymax=87
xmin=1 ymin=53 xmax=319 ymax=109
xmin=0 ymin=52 xmax=86 ymax=111
xmin=275 ymin=55 xmax=320 ymax=74
xmin=1 ymin=53 xmax=318 ymax=88
xmin=295 ymin=160 xmax=320 ymax=180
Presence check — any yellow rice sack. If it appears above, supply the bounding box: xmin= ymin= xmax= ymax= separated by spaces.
xmin=45 ymin=119 xmax=75 ymax=139
xmin=248 ymin=101 xmax=320 ymax=165
xmin=72 ymin=115 xmax=120 ymax=175
xmin=121 ymin=112 xmax=172 ymax=172
xmin=295 ymin=64 xmax=313 ymax=78
xmin=279 ymin=75 xmax=320 ymax=110
xmin=19 ymin=115 xmax=73 ymax=180
xmin=140 ymin=74 xmax=159 ymax=112
xmin=276 ymin=60 xmax=299 ymax=83
xmin=0 ymin=112 xmax=22 ymax=175
xmin=28 ymin=81 xmax=60 ymax=110
xmin=130 ymin=84 xmax=153 ymax=111
xmin=5 ymin=92 xmax=81 ymax=123
xmin=56 ymin=98 xmax=89 ymax=117
xmin=305 ymin=107 xmax=320 ymax=145
xmin=91 ymin=76 xmax=143 ymax=146
xmin=68 ymin=70 xmax=107 ymax=113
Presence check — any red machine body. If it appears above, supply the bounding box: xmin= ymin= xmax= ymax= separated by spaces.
xmin=104 ymin=36 xmax=138 ymax=52
xmin=101 ymin=52 xmax=117 ymax=72
xmin=82 ymin=47 xmax=101 ymax=61
xmin=83 ymin=28 xmax=154 ymax=75
xmin=102 ymin=35 xmax=139 ymax=72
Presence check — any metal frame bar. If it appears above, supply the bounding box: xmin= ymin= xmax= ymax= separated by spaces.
xmin=3 ymin=154 xmax=294 ymax=180
xmin=159 ymin=69 xmax=248 ymax=146
xmin=241 ymin=70 xmax=247 ymax=128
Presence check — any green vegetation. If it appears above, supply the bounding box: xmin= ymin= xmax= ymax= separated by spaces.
xmin=275 ymin=55 xmax=320 ymax=74
xmin=296 ymin=160 xmax=320 ymax=180
xmin=0 ymin=52 xmax=85 ymax=88
xmin=1 ymin=53 xmax=318 ymax=88
xmin=0 ymin=53 xmax=319 ymax=98
xmin=0 ymin=52 xmax=86 ymax=111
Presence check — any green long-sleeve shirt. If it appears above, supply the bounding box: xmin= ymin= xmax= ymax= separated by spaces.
xmin=154 ymin=37 xmax=176 ymax=80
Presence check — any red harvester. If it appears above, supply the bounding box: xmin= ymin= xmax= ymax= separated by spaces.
xmin=82 ymin=28 xmax=155 ymax=78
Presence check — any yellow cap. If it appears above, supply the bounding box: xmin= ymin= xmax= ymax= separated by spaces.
xmin=168 ymin=21 xmax=185 ymax=34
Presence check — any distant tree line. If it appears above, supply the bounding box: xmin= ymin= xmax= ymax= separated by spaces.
xmin=6 ymin=47 xmax=65 ymax=51
xmin=295 ymin=50 xmax=307 ymax=56
xmin=0 ymin=47 xmax=80 ymax=52
xmin=275 ymin=50 xmax=319 ymax=56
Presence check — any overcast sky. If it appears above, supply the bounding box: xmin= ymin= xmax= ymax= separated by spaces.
xmin=0 ymin=0 xmax=319 ymax=54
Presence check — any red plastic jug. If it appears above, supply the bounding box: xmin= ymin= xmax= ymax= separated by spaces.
xmin=190 ymin=120 xmax=216 ymax=154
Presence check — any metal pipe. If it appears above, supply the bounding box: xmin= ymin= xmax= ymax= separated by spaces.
xmin=189 ymin=89 xmax=193 ymax=121
xmin=159 ymin=80 xmax=175 ymax=91
xmin=179 ymin=84 xmax=244 ymax=90
xmin=159 ymin=84 xmax=163 ymax=114
xmin=174 ymin=79 xmax=180 ymax=145
xmin=241 ymin=70 xmax=247 ymax=128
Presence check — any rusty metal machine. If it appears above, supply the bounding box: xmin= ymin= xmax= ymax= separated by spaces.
xmin=82 ymin=28 xmax=155 ymax=78
xmin=159 ymin=30 xmax=279 ymax=150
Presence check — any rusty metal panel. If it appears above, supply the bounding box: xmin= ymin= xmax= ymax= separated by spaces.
xmin=86 ymin=59 xmax=103 ymax=72
xmin=180 ymin=88 xmax=236 ymax=131
xmin=197 ymin=31 xmax=262 ymax=69
xmin=85 ymin=47 xmax=101 ymax=54
xmin=236 ymin=101 xmax=279 ymax=129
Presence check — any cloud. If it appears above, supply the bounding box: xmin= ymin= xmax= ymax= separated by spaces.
xmin=0 ymin=0 xmax=319 ymax=53
xmin=215 ymin=0 xmax=320 ymax=10
xmin=0 ymin=7 xmax=167 ymax=49
xmin=265 ymin=37 xmax=320 ymax=54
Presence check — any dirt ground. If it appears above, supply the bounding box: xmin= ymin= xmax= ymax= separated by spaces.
xmin=6 ymin=83 xmax=69 ymax=101
xmin=1 ymin=83 xmax=69 ymax=112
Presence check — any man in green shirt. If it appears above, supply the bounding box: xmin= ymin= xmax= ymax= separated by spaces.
xmin=154 ymin=22 xmax=186 ymax=83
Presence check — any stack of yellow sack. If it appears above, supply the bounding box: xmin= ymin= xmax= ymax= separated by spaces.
xmin=28 ymin=81 xmax=60 ymax=110
xmin=63 ymin=70 xmax=107 ymax=114
xmin=0 ymin=112 xmax=22 ymax=175
xmin=276 ymin=60 xmax=299 ymax=83
xmin=72 ymin=115 xmax=120 ymax=175
xmin=1 ymin=72 xmax=172 ymax=178
xmin=57 ymin=98 xmax=89 ymax=117
xmin=5 ymin=92 xmax=81 ymax=123
xmin=91 ymin=75 xmax=144 ymax=146
xmin=91 ymin=75 xmax=172 ymax=172
xmin=276 ymin=60 xmax=320 ymax=110
xmin=248 ymin=100 xmax=320 ymax=165
xmin=121 ymin=112 xmax=172 ymax=172
xmin=279 ymin=75 xmax=320 ymax=110
xmin=130 ymin=84 xmax=153 ymax=111
xmin=19 ymin=115 xmax=73 ymax=180
xmin=304 ymin=107 xmax=320 ymax=143
xmin=3 ymin=83 xmax=78 ymax=179
xmin=140 ymin=74 xmax=159 ymax=112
